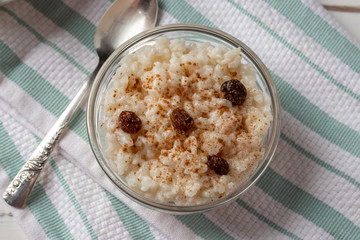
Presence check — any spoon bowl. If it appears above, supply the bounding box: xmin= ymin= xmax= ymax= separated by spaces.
xmin=3 ymin=0 xmax=158 ymax=208
xmin=95 ymin=0 xmax=158 ymax=60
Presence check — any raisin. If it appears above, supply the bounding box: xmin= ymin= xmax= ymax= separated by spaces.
xmin=207 ymin=155 xmax=229 ymax=175
xmin=170 ymin=108 xmax=195 ymax=135
xmin=118 ymin=111 xmax=142 ymax=134
xmin=220 ymin=79 xmax=247 ymax=106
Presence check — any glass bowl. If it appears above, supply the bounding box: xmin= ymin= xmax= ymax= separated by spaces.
xmin=87 ymin=24 xmax=280 ymax=214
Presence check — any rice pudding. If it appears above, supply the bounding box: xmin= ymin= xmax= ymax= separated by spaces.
xmin=100 ymin=38 xmax=272 ymax=205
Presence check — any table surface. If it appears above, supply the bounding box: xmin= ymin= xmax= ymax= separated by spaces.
xmin=1 ymin=0 xmax=360 ymax=239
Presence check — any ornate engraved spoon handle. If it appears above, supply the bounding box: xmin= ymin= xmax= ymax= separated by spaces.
xmin=3 ymin=64 xmax=100 ymax=208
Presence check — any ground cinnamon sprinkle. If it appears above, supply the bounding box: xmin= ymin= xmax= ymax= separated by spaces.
xmin=100 ymin=38 xmax=272 ymax=205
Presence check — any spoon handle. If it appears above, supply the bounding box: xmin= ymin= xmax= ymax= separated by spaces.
xmin=3 ymin=63 xmax=101 ymax=208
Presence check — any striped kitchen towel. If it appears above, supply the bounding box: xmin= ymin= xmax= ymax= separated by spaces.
xmin=1 ymin=0 xmax=360 ymax=239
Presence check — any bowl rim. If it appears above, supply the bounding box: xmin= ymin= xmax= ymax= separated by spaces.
xmin=87 ymin=23 xmax=281 ymax=214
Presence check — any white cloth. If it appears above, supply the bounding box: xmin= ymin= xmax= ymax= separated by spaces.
xmin=0 ymin=0 xmax=360 ymax=239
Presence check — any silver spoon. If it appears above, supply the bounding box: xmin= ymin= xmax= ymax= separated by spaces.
xmin=3 ymin=0 xmax=158 ymax=208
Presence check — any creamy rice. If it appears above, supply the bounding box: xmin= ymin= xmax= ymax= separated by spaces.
xmin=101 ymin=38 xmax=272 ymax=205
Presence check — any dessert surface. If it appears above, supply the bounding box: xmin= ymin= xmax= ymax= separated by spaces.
xmin=101 ymin=38 xmax=272 ymax=205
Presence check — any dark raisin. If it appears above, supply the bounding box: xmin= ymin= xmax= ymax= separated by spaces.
xmin=170 ymin=108 xmax=195 ymax=135
xmin=220 ymin=79 xmax=247 ymax=106
xmin=118 ymin=111 xmax=142 ymax=134
xmin=207 ymin=155 xmax=229 ymax=175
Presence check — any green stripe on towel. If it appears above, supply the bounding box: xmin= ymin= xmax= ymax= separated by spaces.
xmin=272 ymin=71 xmax=360 ymax=159
xmin=176 ymin=214 xmax=234 ymax=240
xmin=281 ymin=133 xmax=360 ymax=189
xmin=0 ymin=41 xmax=68 ymax=117
xmin=236 ymin=199 xmax=303 ymax=240
xmin=104 ymin=190 xmax=156 ymax=240
xmin=34 ymin=136 xmax=98 ymax=240
xmin=263 ymin=0 xmax=360 ymax=74
xmin=0 ymin=122 xmax=74 ymax=240
xmin=1 ymin=8 xmax=91 ymax=76
xmin=158 ymin=0 xmax=216 ymax=27
xmin=256 ymin=168 xmax=360 ymax=239
xmin=0 ymin=40 xmax=88 ymax=141
xmin=25 ymin=0 xmax=96 ymax=52
xmin=227 ymin=0 xmax=360 ymax=102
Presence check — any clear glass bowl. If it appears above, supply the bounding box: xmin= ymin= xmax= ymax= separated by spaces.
xmin=87 ymin=24 xmax=280 ymax=214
